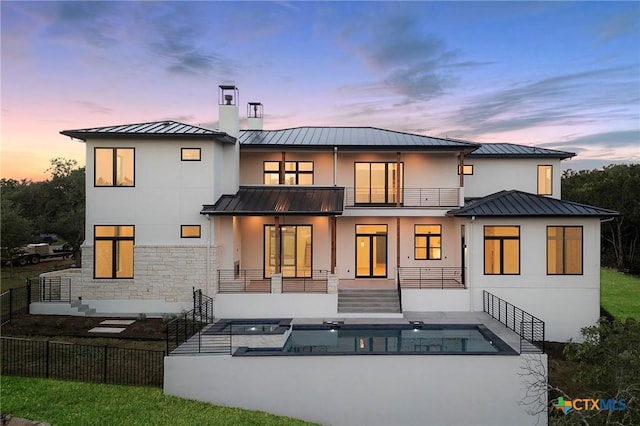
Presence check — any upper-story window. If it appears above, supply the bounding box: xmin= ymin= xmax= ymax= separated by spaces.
xmin=484 ymin=226 xmax=520 ymax=275
xmin=181 ymin=148 xmax=201 ymax=161
xmin=95 ymin=148 xmax=134 ymax=187
xmin=538 ymin=165 xmax=552 ymax=195
xmin=355 ymin=162 xmax=404 ymax=204
xmin=263 ymin=161 xmax=314 ymax=185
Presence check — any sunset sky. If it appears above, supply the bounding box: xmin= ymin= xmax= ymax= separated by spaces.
xmin=2 ymin=1 xmax=639 ymax=181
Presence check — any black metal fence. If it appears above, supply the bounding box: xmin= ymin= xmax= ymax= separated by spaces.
xmin=398 ymin=267 xmax=465 ymax=289
xmin=32 ymin=276 xmax=72 ymax=302
xmin=482 ymin=290 xmax=545 ymax=353
xmin=218 ymin=269 xmax=269 ymax=293
xmin=282 ymin=270 xmax=328 ymax=293
xmin=165 ymin=289 xmax=214 ymax=354
xmin=0 ymin=283 xmax=34 ymax=326
xmin=1 ymin=336 xmax=165 ymax=387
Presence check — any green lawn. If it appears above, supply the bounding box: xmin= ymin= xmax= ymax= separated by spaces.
xmin=601 ymin=268 xmax=640 ymax=321
xmin=1 ymin=376 xmax=316 ymax=426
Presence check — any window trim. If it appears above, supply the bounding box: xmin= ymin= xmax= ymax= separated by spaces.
xmin=414 ymin=224 xmax=442 ymax=260
xmin=353 ymin=161 xmax=404 ymax=205
xmin=180 ymin=225 xmax=202 ymax=238
xmin=93 ymin=225 xmax=135 ymax=279
xmin=181 ymin=148 xmax=201 ymax=161
xmin=94 ymin=147 xmax=135 ymax=187
xmin=537 ymin=164 xmax=553 ymax=196
xmin=546 ymin=225 xmax=583 ymax=275
xmin=483 ymin=225 xmax=520 ymax=275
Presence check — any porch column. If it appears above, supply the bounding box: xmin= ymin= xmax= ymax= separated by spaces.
xmin=459 ymin=152 xmax=465 ymax=187
xmin=330 ymin=216 xmax=337 ymax=274
xmin=280 ymin=152 xmax=286 ymax=184
xmin=274 ymin=216 xmax=281 ymax=274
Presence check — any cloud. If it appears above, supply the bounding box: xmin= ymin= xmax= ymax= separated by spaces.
xmin=595 ymin=8 xmax=640 ymax=41
xmin=453 ymin=64 xmax=640 ymax=135
xmin=540 ymin=129 xmax=640 ymax=150
xmin=337 ymin=13 xmax=488 ymax=103
xmin=72 ymin=101 xmax=112 ymax=115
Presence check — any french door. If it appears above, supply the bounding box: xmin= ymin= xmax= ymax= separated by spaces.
xmin=355 ymin=225 xmax=387 ymax=278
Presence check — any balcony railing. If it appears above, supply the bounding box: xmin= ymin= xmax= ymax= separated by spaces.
xmin=218 ymin=269 xmax=269 ymax=293
xmin=397 ymin=267 xmax=465 ymax=289
xmin=345 ymin=187 xmax=459 ymax=208
xmin=282 ymin=270 xmax=328 ymax=293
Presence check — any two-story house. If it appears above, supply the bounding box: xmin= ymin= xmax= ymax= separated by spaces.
xmin=55 ymin=84 xmax=616 ymax=342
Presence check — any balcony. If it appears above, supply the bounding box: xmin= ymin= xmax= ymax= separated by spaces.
xmin=217 ymin=269 xmax=329 ymax=293
xmin=397 ymin=267 xmax=465 ymax=289
xmin=345 ymin=187 xmax=460 ymax=208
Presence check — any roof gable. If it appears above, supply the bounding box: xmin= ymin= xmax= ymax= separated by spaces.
xmin=449 ymin=190 xmax=618 ymax=217
xmin=60 ymin=120 xmax=235 ymax=143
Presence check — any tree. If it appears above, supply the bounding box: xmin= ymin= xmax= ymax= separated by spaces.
xmin=0 ymin=197 xmax=32 ymax=274
xmin=562 ymin=165 xmax=640 ymax=272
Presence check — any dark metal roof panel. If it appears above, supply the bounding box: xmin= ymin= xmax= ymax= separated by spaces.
xmin=449 ymin=190 xmax=618 ymax=217
xmin=201 ymin=186 xmax=345 ymax=216
xmin=468 ymin=143 xmax=574 ymax=159
xmin=238 ymin=127 xmax=480 ymax=150
xmin=60 ymin=121 xmax=235 ymax=143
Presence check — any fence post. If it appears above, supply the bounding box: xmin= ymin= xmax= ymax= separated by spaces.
xmin=45 ymin=340 xmax=50 ymax=378
xmin=103 ymin=346 xmax=109 ymax=383
xmin=8 ymin=288 xmax=13 ymax=322
xmin=26 ymin=279 xmax=31 ymax=304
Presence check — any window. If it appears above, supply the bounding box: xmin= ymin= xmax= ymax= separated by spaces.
xmin=354 ymin=162 xmax=403 ymax=204
xmin=458 ymin=165 xmax=474 ymax=175
xmin=95 ymin=148 xmax=134 ymax=186
xmin=264 ymin=161 xmax=280 ymax=185
xmin=285 ymin=161 xmax=314 ymax=185
xmin=484 ymin=226 xmax=519 ymax=275
xmin=538 ymin=165 xmax=552 ymax=195
xmin=415 ymin=225 xmax=442 ymax=260
xmin=264 ymin=225 xmax=312 ymax=278
xmin=94 ymin=226 xmax=134 ymax=278
xmin=264 ymin=161 xmax=314 ymax=185
xmin=181 ymin=225 xmax=201 ymax=238
xmin=547 ymin=226 xmax=582 ymax=274
xmin=181 ymin=148 xmax=201 ymax=161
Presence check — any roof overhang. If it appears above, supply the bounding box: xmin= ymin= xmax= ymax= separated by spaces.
xmin=60 ymin=131 xmax=236 ymax=144
xmin=202 ymin=186 xmax=345 ymax=216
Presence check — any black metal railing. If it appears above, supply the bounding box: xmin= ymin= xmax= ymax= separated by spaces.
xmin=165 ymin=289 xmax=215 ymax=354
xmin=1 ymin=336 xmax=164 ymax=387
xmin=34 ymin=276 xmax=72 ymax=302
xmin=396 ymin=269 xmax=403 ymax=312
xmin=397 ymin=267 xmax=465 ymax=289
xmin=282 ymin=270 xmax=328 ymax=293
xmin=218 ymin=269 xmax=269 ymax=293
xmin=345 ymin=187 xmax=460 ymax=208
xmin=482 ymin=290 xmax=545 ymax=353
xmin=1 ymin=282 xmax=37 ymax=326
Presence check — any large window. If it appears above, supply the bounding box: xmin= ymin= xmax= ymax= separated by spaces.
xmin=263 ymin=161 xmax=314 ymax=185
xmin=95 ymin=148 xmax=134 ymax=187
xmin=354 ymin=162 xmax=403 ymax=204
xmin=94 ymin=225 xmax=134 ymax=279
xmin=484 ymin=226 xmax=520 ymax=275
xmin=547 ymin=226 xmax=582 ymax=275
xmin=264 ymin=225 xmax=312 ymax=278
xmin=538 ymin=165 xmax=552 ymax=195
xmin=415 ymin=225 xmax=442 ymax=260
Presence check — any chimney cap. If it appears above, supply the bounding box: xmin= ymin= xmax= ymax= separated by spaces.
xmin=219 ymin=84 xmax=237 ymax=90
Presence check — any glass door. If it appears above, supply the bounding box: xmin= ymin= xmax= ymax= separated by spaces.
xmin=356 ymin=225 xmax=387 ymax=278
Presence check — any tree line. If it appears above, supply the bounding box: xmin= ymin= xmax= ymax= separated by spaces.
xmin=562 ymin=164 xmax=640 ymax=274
xmin=1 ymin=158 xmax=85 ymax=265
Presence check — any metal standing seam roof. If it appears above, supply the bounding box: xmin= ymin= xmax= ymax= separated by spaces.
xmin=238 ymin=127 xmax=480 ymax=151
xmin=60 ymin=120 xmax=236 ymax=143
xmin=201 ymin=186 xmax=345 ymax=216
xmin=449 ymin=190 xmax=618 ymax=217
xmin=467 ymin=143 xmax=575 ymax=159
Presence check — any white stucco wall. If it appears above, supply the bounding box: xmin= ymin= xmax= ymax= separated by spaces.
xmin=464 ymin=158 xmax=563 ymax=199
xmin=214 ymin=293 xmax=338 ymax=318
xmin=464 ymin=217 xmax=601 ymax=342
xmin=165 ymin=353 xmax=547 ymax=426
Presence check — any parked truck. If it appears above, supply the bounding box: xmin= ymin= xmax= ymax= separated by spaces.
xmin=2 ymin=243 xmax=73 ymax=266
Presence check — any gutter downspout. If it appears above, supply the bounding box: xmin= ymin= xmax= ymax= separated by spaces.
xmin=206 ymin=215 xmax=212 ymax=298
xmin=333 ymin=147 xmax=337 ymax=186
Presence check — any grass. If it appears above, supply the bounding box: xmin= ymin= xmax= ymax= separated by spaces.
xmin=1 ymin=259 xmax=75 ymax=292
xmin=1 ymin=376 xmax=316 ymax=426
xmin=601 ymin=268 xmax=640 ymax=321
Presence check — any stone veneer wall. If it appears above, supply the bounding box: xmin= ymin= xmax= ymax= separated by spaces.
xmin=81 ymin=244 xmax=214 ymax=306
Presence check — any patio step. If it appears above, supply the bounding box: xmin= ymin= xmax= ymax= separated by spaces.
xmin=338 ymin=289 xmax=401 ymax=314
xmin=70 ymin=300 xmax=96 ymax=316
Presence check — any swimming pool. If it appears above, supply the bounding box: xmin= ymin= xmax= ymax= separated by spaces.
xmin=236 ymin=323 xmax=517 ymax=355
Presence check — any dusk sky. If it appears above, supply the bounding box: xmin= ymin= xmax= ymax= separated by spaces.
xmin=2 ymin=1 xmax=639 ymax=181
